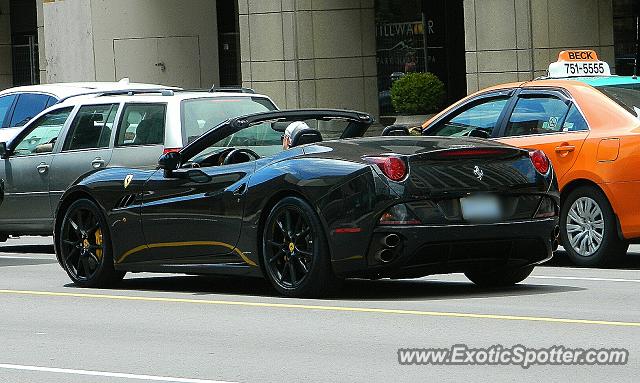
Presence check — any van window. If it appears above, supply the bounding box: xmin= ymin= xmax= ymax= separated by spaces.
xmin=116 ymin=104 xmax=167 ymax=146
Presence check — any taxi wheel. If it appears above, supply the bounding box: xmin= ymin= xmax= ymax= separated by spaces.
xmin=560 ymin=186 xmax=628 ymax=267
xmin=59 ymin=199 xmax=125 ymax=288
xmin=465 ymin=266 xmax=535 ymax=287
xmin=262 ymin=197 xmax=341 ymax=298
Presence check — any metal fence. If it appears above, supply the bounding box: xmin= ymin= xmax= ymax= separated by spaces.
xmin=11 ymin=34 xmax=40 ymax=86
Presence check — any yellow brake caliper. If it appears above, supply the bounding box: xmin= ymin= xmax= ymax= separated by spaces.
xmin=95 ymin=229 xmax=103 ymax=260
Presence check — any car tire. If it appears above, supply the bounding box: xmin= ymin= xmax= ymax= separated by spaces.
xmin=262 ymin=197 xmax=340 ymax=298
xmin=560 ymin=186 xmax=628 ymax=267
xmin=58 ymin=199 xmax=125 ymax=288
xmin=465 ymin=266 xmax=535 ymax=287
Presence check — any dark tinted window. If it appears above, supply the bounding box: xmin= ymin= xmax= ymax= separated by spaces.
xmin=116 ymin=104 xmax=167 ymax=146
xmin=9 ymin=93 xmax=51 ymax=127
xmin=504 ymin=96 xmax=569 ymax=136
xmin=426 ymin=97 xmax=509 ymax=138
xmin=64 ymin=104 xmax=119 ymax=151
xmin=0 ymin=94 xmax=17 ymax=128
xmin=13 ymin=108 xmax=73 ymax=156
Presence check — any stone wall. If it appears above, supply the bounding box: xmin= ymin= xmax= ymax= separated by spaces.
xmin=238 ymin=0 xmax=379 ymax=116
xmin=464 ymin=0 xmax=615 ymax=94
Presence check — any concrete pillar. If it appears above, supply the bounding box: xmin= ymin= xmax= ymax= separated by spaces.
xmin=464 ymin=0 xmax=615 ymax=94
xmin=239 ymin=0 xmax=379 ymax=117
xmin=42 ymin=0 xmax=219 ymax=87
xmin=36 ymin=0 xmax=45 ymax=83
xmin=0 ymin=0 xmax=12 ymax=90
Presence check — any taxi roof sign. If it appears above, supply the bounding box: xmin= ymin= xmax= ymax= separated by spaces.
xmin=548 ymin=50 xmax=611 ymax=78
xmin=557 ymin=50 xmax=599 ymax=62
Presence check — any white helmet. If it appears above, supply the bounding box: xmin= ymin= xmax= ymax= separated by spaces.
xmin=284 ymin=121 xmax=311 ymax=139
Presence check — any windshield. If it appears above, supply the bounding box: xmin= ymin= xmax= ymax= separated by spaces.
xmin=181 ymin=96 xmax=277 ymax=144
xmin=595 ymin=83 xmax=640 ymax=118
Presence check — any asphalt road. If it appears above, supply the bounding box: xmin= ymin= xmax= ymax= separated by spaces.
xmin=0 ymin=236 xmax=638 ymax=383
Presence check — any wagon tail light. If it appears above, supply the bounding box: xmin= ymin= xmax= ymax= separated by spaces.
xmin=364 ymin=156 xmax=407 ymax=181
xmin=529 ymin=149 xmax=550 ymax=175
xmin=163 ymin=147 xmax=181 ymax=155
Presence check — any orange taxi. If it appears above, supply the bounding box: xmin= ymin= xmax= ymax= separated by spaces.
xmin=421 ymin=50 xmax=640 ymax=266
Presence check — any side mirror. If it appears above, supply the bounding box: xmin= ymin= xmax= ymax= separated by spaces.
xmin=158 ymin=151 xmax=181 ymax=177
xmin=0 ymin=142 xmax=7 ymax=159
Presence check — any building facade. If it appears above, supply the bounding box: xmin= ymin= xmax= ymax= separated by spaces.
xmin=0 ymin=0 xmax=638 ymax=118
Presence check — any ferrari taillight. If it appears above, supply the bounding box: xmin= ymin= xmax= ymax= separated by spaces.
xmin=379 ymin=204 xmax=421 ymax=225
xmin=529 ymin=149 xmax=550 ymax=175
xmin=365 ymin=156 xmax=407 ymax=181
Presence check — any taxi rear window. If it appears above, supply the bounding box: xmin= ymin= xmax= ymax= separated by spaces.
xmin=595 ymin=83 xmax=640 ymax=119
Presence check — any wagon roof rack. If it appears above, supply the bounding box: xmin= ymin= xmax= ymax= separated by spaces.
xmin=57 ymin=88 xmax=178 ymax=103
xmin=208 ymin=86 xmax=256 ymax=94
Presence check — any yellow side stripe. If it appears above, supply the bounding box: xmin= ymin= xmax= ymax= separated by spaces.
xmin=117 ymin=241 xmax=257 ymax=267
xmin=0 ymin=289 xmax=639 ymax=328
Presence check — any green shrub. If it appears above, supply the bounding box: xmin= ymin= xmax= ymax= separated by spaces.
xmin=391 ymin=72 xmax=445 ymax=115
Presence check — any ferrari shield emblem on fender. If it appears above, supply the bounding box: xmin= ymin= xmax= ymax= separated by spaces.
xmin=124 ymin=174 xmax=134 ymax=189
xmin=473 ymin=166 xmax=484 ymax=181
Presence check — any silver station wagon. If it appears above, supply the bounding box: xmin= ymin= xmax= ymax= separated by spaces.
xmin=0 ymin=88 xmax=277 ymax=240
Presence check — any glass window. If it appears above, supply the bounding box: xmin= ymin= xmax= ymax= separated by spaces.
xmin=562 ymin=105 xmax=589 ymax=132
xmin=595 ymin=83 xmax=640 ymax=118
xmin=12 ymin=108 xmax=72 ymax=156
xmin=181 ymin=97 xmax=276 ymax=144
xmin=504 ymin=96 xmax=570 ymax=137
xmin=9 ymin=93 xmax=51 ymax=127
xmin=45 ymin=96 xmax=59 ymax=108
xmin=426 ymin=97 xmax=509 ymax=138
xmin=116 ymin=104 xmax=167 ymax=146
xmin=64 ymin=104 xmax=118 ymax=151
xmin=0 ymin=95 xmax=17 ymax=128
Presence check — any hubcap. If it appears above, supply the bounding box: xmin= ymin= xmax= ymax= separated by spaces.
xmin=265 ymin=207 xmax=314 ymax=289
xmin=566 ymin=197 xmax=604 ymax=257
xmin=60 ymin=207 xmax=105 ymax=281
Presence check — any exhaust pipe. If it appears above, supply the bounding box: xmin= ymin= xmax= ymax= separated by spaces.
xmin=381 ymin=234 xmax=401 ymax=248
xmin=375 ymin=249 xmax=395 ymax=264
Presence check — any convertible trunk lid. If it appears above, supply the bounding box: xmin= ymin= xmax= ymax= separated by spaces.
xmin=315 ymin=136 xmax=540 ymax=197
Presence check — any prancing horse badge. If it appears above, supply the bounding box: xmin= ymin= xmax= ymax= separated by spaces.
xmin=124 ymin=174 xmax=134 ymax=189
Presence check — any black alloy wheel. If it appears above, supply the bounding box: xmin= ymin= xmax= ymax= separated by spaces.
xmin=262 ymin=197 xmax=339 ymax=297
xmin=59 ymin=199 xmax=125 ymax=287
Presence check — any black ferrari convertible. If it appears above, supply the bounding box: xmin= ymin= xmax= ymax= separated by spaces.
xmin=54 ymin=109 xmax=560 ymax=297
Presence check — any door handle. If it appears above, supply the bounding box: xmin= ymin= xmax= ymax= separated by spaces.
xmin=555 ymin=145 xmax=575 ymax=153
xmin=232 ymin=183 xmax=248 ymax=196
xmin=36 ymin=162 xmax=49 ymax=174
xmin=91 ymin=157 xmax=106 ymax=169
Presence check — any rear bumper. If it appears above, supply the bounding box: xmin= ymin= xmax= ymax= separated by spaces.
xmin=347 ymin=218 xmax=558 ymax=278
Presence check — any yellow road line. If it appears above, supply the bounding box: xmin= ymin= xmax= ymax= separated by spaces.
xmin=0 ymin=289 xmax=638 ymax=328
